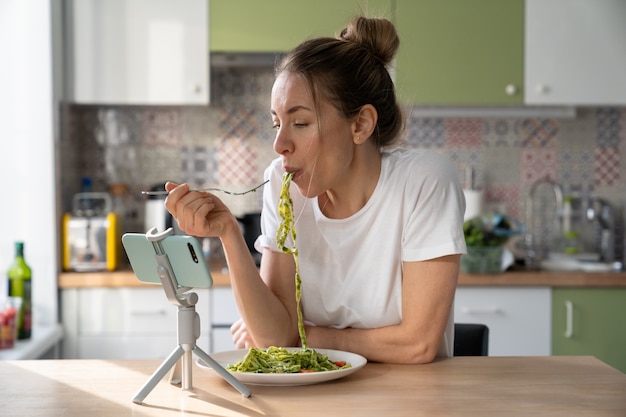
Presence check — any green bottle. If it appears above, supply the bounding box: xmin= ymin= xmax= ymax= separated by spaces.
xmin=7 ymin=241 xmax=32 ymax=339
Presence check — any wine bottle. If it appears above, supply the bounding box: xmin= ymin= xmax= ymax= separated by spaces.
xmin=7 ymin=241 xmax=32 ymax=339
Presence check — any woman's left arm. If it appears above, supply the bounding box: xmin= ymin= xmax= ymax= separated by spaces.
xmin=305 ymin=254 xmax=460 ymax=364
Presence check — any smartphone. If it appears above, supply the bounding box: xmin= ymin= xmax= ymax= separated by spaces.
xmin=122 ymin=233 xmax=213 ymax=288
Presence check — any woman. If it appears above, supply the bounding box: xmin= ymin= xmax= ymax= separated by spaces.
xmin=164 ymin=16 xmax=466 ymax=364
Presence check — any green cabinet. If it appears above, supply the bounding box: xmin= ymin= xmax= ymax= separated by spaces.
xmin=394 ymin=0 xmax=524 ymax=105
xmin=552 ymin=288 xmax=626 ymax=373
xmin=209 ymin=0 xmax=392 ymax=52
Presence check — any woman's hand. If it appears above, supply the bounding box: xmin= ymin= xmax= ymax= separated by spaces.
xmin=230 ymin=318 xmax=256 ymax=349
xmin=164 ymin=182 xmax=236 ymax=238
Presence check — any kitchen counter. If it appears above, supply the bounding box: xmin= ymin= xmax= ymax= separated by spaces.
xmin=457 ymin=269 xmax=626 ymax=287
xmin=0 ymin=324 xmax=63 ymax=360
xmin=1 ymin=356 xmax=624 ymax=416
xmin=59 ymin=268 xmax=626 ymax=288
xmin=59 ymin=267 xmax=232 ymax=288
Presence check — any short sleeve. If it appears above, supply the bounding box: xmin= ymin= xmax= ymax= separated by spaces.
xmin=401 ymin=152 xmax=467 ymax=261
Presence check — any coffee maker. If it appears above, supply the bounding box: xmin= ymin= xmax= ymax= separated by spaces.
xmin=144 ymin=183 xmax=178 ymax=233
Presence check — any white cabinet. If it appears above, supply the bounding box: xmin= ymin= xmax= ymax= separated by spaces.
xmin=61 ymin=287 xmax=210 ymax=359
xmin=208 ymin=287 xmax=240 ymax=353
xmin=209 ymin=286 xmax=553 ymax=356
xmin=57 ymin=284 xmax=552 ymax=358
xmin=66 ymin=0 xmax=209 ymax=105
xmin=455 ymin=287 xmax=551 ymax=356
xmin=525 ymin=0 xmax=626 ymax=105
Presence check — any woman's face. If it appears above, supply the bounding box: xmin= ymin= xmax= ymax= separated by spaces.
xmin=271 ymin=72 xmax=355 ymax=198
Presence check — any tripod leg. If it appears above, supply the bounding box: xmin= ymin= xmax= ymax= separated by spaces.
xmin=182 ymin=349 xmax=193 ymax=390
xmin=133 ymin=346 xmax=185 ymax=404
xmin=170 ymin=354 xmax=185 ymax=385
xmin=168 ymin=350 xmax=193 ymax=389
xmin=169 ymin=357 xmax=182 ymax=386
xmin=194 ymin=346 xmax=252 ymax=398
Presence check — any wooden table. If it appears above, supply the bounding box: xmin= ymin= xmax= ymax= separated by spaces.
xmin=1 ymin=356 xmax=624 ymax=416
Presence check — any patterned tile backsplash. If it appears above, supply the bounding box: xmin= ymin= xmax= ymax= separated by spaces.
xmin=59 ymin=67 xmax=626 ymax=262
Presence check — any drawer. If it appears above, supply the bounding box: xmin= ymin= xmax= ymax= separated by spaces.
xmin=211 ymin=327 xmax=237 ymax=353
xmin=78 ymin=288 xmax=210 ymax=336
xmin=455 ymin=287 xmax=551 ymax=356
xmin=78 ymin=334 xmax=210 ymax=359
xmin=210 ymin=287 xmax=240 ymax=325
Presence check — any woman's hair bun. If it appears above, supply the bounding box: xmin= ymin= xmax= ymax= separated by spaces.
xmin=338 ymin=16 xmax=399 ymax=66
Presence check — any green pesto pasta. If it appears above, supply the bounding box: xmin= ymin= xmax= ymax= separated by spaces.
xmin=275 ymin=171 xmax=308 ymax=349
xmin=227 ymin=346 xmax=350 ymax=373
xmin=230 ymin=173 xmax=351 ymax=374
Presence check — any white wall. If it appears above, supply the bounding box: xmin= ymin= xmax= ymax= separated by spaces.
xmin=0 ymin=0 xmax=59 ymax=325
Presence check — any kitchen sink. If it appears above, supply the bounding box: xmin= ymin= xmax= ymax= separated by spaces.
xmin=540 ymin=258 xmax=623 ymax=273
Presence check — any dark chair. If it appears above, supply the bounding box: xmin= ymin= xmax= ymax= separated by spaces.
xmin=454 ymin=323 xmax=489 ymax=356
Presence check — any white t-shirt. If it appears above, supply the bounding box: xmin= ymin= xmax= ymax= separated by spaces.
xmin=255 ymin=148 xmax=467 ymax=357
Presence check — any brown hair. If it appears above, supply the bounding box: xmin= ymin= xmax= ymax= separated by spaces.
xmin=276 ymin=16 xmax=404 ymax=149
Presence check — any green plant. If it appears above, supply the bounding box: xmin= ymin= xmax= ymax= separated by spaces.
xmin=463 ymin=215 xmax=517 ymax=247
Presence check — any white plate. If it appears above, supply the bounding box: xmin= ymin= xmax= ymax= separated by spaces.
xmin=196 ymin=348 xmax=367 ymax=386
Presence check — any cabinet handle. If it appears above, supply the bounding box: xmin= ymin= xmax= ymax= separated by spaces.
xmin=505 ymin=84 xmax=517 ymax=96
xmin=460 ymin=307 xmax=503 ymax=315
xmin=130 ymin=310 xmax=168 ymax=317
xmin=564 ymin=300 xmax=574 ymax=339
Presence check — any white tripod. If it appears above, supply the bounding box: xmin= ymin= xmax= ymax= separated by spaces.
xmin=132 ymin=228 xmax=251 ymax=404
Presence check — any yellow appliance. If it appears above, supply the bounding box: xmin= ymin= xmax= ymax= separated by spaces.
xmin=62 ymin=192 xmax=118 ymax=271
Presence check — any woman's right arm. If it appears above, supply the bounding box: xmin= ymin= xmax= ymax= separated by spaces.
xmin=222 ymin=232 xmax=301 ymax=348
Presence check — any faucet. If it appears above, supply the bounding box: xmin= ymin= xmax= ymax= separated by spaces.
xmin=524 ymin=177 xmax=564 ymax=268
xmin=586 ymin=198 xmax=615 ymax=262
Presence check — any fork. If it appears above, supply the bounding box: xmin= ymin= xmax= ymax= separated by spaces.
xmin=141 ymin=179 xmax=269 ymax=196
